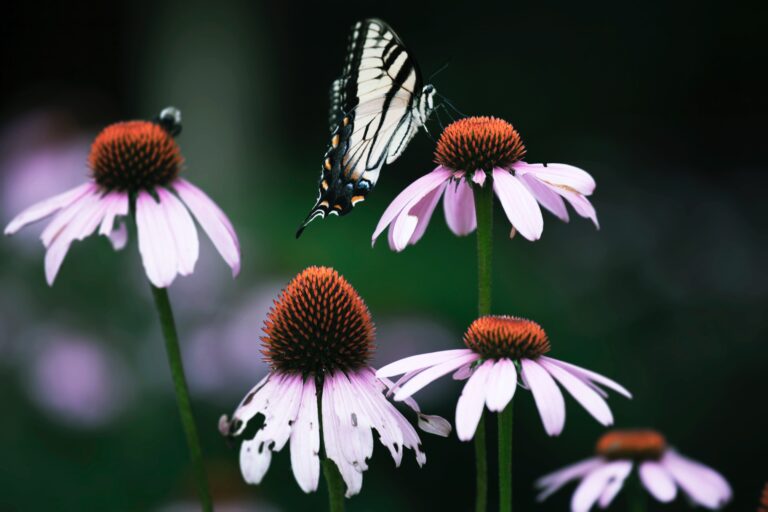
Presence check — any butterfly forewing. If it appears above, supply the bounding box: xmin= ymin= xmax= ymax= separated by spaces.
xmin=296 ymin=18 xmax=434 ymax=237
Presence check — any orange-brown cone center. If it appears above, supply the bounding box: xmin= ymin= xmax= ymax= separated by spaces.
xmin=261 ymin=266 xmax=375 ymax=374
xmin=434 ymin=116 xmax=526 ymax=173
xmin=596 ymin=430 xmax=668 ymax=461
xmin=88 ymin=121 xmax=182 ymax=191
xmin=463 ymin=315 xmax=550 ymax=360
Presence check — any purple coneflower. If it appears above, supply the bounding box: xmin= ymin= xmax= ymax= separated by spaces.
xmin=4 ymin=108 xmax=240 ymax=287
xmin=377 ymin=315 xmax=630 ymax=440
xmin=372 ymin=116 xmax=597 ymax=251
xmin=220 ymin=266 xmax=449 ymax=499
xmin=536 ymin=429 xmax=732 ymax=511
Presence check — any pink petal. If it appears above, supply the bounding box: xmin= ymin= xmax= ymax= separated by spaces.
xmin=40 ymin=186 xmax=100 ymax=248
xmin=517 ymin=172 xmax=569 ymax=222
xmin=44 ymin=191 xmax=109 ymax=285
xmin=443 ymin=178 xmax=477 ymax=236
xmin=388 ymin=180 xmax=446 ymax=251
xmin=514 ymin=162 xmax=596 ymax=195
xmin=174 ymin=178 xmax=241 ymax=277
xmin=471 ymin=170 xmax=486 ymax=186
xmin=535 ymin=457 xmax=604 ymax=502
xmin=136 ymin=191 xmax=179 ymax=288
xmin=639 ymin=461 xmax=677 ymax=503
xmin=571 ymin=460 xmax=632 ymax=512
xmin=484 ymin=358 xmax=518 ymax=412
xmin=97 ymin=191 xmax=129 ymax=237
xmin=157 ymin=188 xmax=199 ymax=276
xmin=376 ymin=349 xmax=477 ymax=378
xmin=540 ymin=357 xmax=632 ymax=399
xmin=290 ymin=378 xmax=320 ymax=493
xmin=661 ymin=450 xmax=732 ymax=508
xmin=455 ymin=359 xmax=494 ymax=441
xmin=538 ymin=358 xmax=613 ymax=426
xmin=521 ymin=359 xmax=565 ymax=436
xmin=492 ymin=168 xmax=543 ymax=241
xmin=394 ymin=352 xmax=480 ymax=400
xmin=558 ymin=189 xmax=599 ymax=228
xmin=5 ymin=182 xmax=94 ymax=235
xmin=107 ymin=222 xmax=128 ymax=250
xmin=453 ymin=363 xmax=474 ymax=381
xmin=597 ymin=461 xmax=633 ymax=508
xmin=372 ymin=166 xmax=452 ymax=245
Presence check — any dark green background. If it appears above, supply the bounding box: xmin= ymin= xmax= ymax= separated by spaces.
xmin=1 ymin=0 xmax=765 ymax=510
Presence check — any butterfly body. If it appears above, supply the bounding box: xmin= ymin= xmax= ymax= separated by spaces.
xmin=297 ymin=18 xmax=436 ymax=237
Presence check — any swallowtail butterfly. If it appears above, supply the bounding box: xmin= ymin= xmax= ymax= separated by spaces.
xmin=296 ymin=18 xmax=437 ymax=237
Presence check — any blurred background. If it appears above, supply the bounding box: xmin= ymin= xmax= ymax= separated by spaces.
xmin=1 ymin=0 xmax=766 ymax=510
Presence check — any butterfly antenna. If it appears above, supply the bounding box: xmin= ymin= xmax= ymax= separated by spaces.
xmin=427 ymin=60 xmax=451 ymax=83
xmin=437 ymin=93 xmax=468 ymax=119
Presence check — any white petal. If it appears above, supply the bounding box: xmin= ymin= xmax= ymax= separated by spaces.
xmin=394 ymin=352 xmax=480 ymax=400
xmin=484 ymin=358 xmax=518 ymax=412
xmin=539 ymin=358 xmax=613 ymax=426
xmin=639 ymin=461 xmax=677 ymax=503
xmin=376 ymin=349 xmax=476 ymax=378
xmin=5 ymin=182 xmax=94 ymax=235
xmin=157 ymin=188 xmax=199 ymax=276
xmin=515 ymin=162 xmax=596 ymax=195
xmin=174 ymin=178 xmax=240 ymax=276
xmin=521 ymin=359 xmax=565 ymax=436
xmin=455 ymin=360 xmax=494 ymax=441
xmin=290 ymin=378 xmax=320 ymax=493
xmin=571 ymin=460 xmax=632 ymax=512
xmin=136 ymin=191 xmax=178 ymax=288
xmin=492 ymin=169 xmax=543 ymax=241
xmin=535 ymin=457 xmax=604 ymax=502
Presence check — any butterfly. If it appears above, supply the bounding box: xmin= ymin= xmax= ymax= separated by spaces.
xmin=296 ymin=18 xmax=437 ymax=237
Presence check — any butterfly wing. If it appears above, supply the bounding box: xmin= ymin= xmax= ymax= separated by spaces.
xmin=297 ymin=18 xmax=427 ymax=237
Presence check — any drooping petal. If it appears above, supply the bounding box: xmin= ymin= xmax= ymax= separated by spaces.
xmin=639 ymin=461 xmax=677 ymax=503
xmin=517 ymin=172 xmax=569 ymax=222
xmin=492 ymin=168 xmax=543 ymax=241
xmin=97 ymin=191 xmax=129 ymax=237
xmin=471 ymin=170 xmax=486 ymax=186
xmin=484 ymin=358 xmax=518 ymax=413
xmin=455 ymin=359 xmax=494 ymax=441
xmin=453 ymin=363 xmax=474 ymax=380
xmin=156 ymin=187 xmax=199 ymax=276
xmin=377 ymin=375 xmax=451 ymax=437
xmin=540 ymin=357 xmax=632 ymax=399
xmin=538 ymin=358 xmax=613 ymax=426
xmin=514 ymin=162 xmax=596 ymax=195
xmin=571 ymin=460 xmax=633 ymax=512
xmin=107 ymin=221 xmax=128 ymax=250
xmin=44 ymin=190 xmax=110 ymax=285
xmin=372 ymin=166 xmax=452 ymax=245
xmin=521 ymin=358 xmax=565 ymax=436
xmin=558 ymin=189 xmax=599 ymax=228
xmin=173 ymin=178 xmax=241 ymax=277
xmin=5 ymin=182 xmax=95 ymax=235
xmin=136 ymin=191 xmax=179 ymax=288
xmin=535 ymin=457 xmax=605 ymax=502
xmin=377 ymin=349 xmax=477 ymax=378
xmin=290 ymin=378 xmax=320 ymax=493
xmin=597 ymin=461 xmax=634 ymax=508
xmin=388 ymin=181 xmax=447 ymax=251
xmin=443 ymin=178 xmax=477 ymax=236
xmin=661 ymin=450 xmax=732 ymax=509
xmin=394 ymin=351 xmax=481 ymax=400
xmin=321 ymin=373 xmax=363 ymax=497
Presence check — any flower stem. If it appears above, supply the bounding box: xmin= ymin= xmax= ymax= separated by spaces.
xmin=498 ymin=403 xmax=514 ymax=512
xmin=629 ymin=476 xmax=647 ymax=512
xmin=322 ymin=458 xmax=345 ymax=512
xmin=150 ymin=284 xmax=213 ymax=512
xmin=473 ymin=182 xmax=494 ymax=512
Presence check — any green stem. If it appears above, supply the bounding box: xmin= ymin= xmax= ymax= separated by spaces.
xmin=473 ymin=415 xmax=488 ymax=512
xmin=629 ymin=476 xmax=647 ymax=512
xmin=498 ymin=403 xmax=514 ymax=512
xmin=322 ymin=458 xmax=346 ymax=512
xmin=473 ymin=182 xmax=494 ymax=512
xmin=150 ymin=285 xmax=213 ymax=512
xmin=474 ymin=182 xmax=494 ymax=318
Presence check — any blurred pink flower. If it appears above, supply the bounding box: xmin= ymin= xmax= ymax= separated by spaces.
xmin=372 ymin=116 xmax=598 ymax=252
xmin=377 ymin=315 xmax=630 ymax=440
xmin=4 ymin=108 xmax=240 ymax=288
xmin=536 ymin=429 xmax=732 ymax=511
xmin=26 ymin=335 xmax=131 ymax=428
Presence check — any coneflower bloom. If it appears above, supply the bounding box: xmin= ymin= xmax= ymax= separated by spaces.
xmin=219 ymin=266 xmax=450 ymax=497
xmin=535 ymin=429 xmax=733 ymax=511
xmin=372 ymin=116 xmax=598 ymax=251
xmin=377 ymin=315 xmax=630 ymax=439
xmin=4 ymin=108 xmax=240 ymax=287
